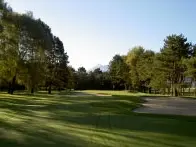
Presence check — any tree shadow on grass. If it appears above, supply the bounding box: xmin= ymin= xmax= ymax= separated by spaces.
xmin=1 ymin=93 xmax=196 ymax=147
xmin=1 ymin=114 xmax=190 ymax=147
xmin=0 ymin=120 xmax=100 ymax=147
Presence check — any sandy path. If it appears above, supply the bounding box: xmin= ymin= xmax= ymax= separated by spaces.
xmin=134 ymin=97 xmax=196 ymax=116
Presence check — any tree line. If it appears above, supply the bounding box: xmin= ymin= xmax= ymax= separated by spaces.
xmin=0 ymin=0 xmax=70 ymax=94
xmin=1 ymin=1 xmax=196 ymax=97
xmin=72 ymin=34 xmax=196 ymax=96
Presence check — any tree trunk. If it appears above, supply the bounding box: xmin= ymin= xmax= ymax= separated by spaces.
xmin=148 ymin=87 xmax=152 ymax=94
xmin=48 ymin=84 xmax=52 ymax=94
xmin=10 ymin=76 xmax=16 ymax=95
xmin=124 ymin=84 xmax=127 ymax=91
xmin=141 ymin=86 xmax=144 ymax=93
xmin=163 ymin=88 xmax=166 ymax=95
xmin=171 ymin=83 xmax=173 ymax=96
xmin=174 ymin=88 xmax=178 ymax=97
xmin=31 ymin=88 xmax=34 ymax=94
xmin=189 ymin=86 xmax=191 ymax=96
xmin=127 ymin=85 xmax=131 ymax=92
xmin=112 ymin=84 xmax=115 ymax=90
xmin=182 ymin=87 xmax=184 ymax=96
xmin=8 ymin=82 xmax=11 ymax=94
xmin=168 ymin=87 xmax=170 ymax=95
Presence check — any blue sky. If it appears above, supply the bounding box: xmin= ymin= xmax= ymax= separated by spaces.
xmin=6 ymin=0 xmax=196 ymax=69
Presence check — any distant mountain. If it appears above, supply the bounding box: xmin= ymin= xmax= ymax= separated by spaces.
xmin=90 ymin=64 xmax=109 ymax=72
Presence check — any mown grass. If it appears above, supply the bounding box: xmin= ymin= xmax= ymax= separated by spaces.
xmin=82 ymin=90 xmax=148 ymax=96
xmin=84 ymin=90 xmax=196 ymax=99
xmin=0 ymin=90 xmax=196 ymax=147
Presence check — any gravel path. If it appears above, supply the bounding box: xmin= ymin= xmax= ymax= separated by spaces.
xmin=134 ymin=97 xmax=196 ymax=116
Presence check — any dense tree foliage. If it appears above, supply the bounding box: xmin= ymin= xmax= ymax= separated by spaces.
xmin=73 ymin=67 xmax=112 ymax=90
xmin=1 ymin=1 xmax=196 ymax=97
xmin=71 ymin=34 xmax=196 ymax=96
xmin=109 ymin=55 xmax=129 ymax=90
xmin=0 ymin=0 xmax=69 ymax=94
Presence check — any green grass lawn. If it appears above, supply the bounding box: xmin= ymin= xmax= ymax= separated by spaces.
xmin=1 ymin=90 xmax=196 ymax=147
xmin=82 ymin=90 xmax=149 ymax=96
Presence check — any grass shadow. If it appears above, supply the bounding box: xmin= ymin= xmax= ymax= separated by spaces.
xmin=1 ymin=91 xmax=196 ymax=147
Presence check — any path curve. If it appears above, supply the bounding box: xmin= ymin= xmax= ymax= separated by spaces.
xmin=134 ymin=97 xmax=196 ymax=116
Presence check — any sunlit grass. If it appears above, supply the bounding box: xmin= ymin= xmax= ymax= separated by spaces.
xmin=0 ymin=91 xmax=196 ymax=147
xmin=82 ymin=90 xmax=158 ymax=97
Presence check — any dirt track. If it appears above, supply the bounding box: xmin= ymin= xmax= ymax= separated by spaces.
xmin=134 ymin=97 xmax=196 ymax=116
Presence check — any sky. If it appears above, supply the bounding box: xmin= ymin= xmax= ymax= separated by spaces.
xmin=5 ymin=0 xmax=196 ymax=70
